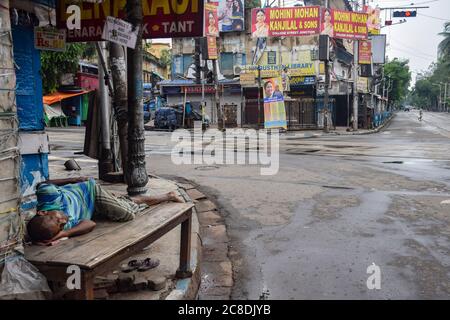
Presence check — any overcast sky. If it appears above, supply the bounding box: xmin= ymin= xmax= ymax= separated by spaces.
xmin=369 ymin=0 xmax=450 ymax=84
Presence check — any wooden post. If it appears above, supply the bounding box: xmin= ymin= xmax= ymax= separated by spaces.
xmin=176 ymin=211 xmax=193 ymax=278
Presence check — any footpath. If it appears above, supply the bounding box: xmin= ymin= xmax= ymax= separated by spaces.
xmin=27 ymin=156 xmax=231 ymax=300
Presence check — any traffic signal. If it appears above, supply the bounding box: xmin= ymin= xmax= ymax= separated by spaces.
xmin=393 ymin=10 xmax=417 ymax=18
xmin=319 ymin=35 xmax=330 ymax=61
xmin=193 ymin=39 xmax=201 ymax=85
xmin=206 ymin=70 xmax=214 ymax=84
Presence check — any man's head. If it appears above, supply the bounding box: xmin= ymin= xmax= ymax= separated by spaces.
xmin=27 ymin=210 xmax=68 ymax=242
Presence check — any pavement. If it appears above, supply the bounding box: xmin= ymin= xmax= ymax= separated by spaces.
xmin=43 ymin=156 xmax=202 ymax=300
xmin=45 ymin=110 xmax=450 ymax=299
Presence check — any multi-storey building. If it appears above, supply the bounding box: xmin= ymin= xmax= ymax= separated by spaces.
xmin=160 ymin=0 xmax=381 ymax=129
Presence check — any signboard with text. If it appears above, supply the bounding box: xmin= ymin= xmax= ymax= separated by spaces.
xmin=183 ymin=85 xmax=215 ymax=94
xmin=56 ymin=0 xmax=204 ymax=41
xmin=239 ymin=72 xmax=256 ymax=86
xmin=357 ymin=77 xmax=369 ymax=93
xmin=251 ymin=6 xmax=321 ymax=38
xmin=207 ymin=36 xmax=218 ymax=60
xmin=34 ymin=27 xmax=66 ymax=52
xmin=320 ymin=8 xmax=368 ymax=40
xmin=290 ymin=76 xmax=315 ymax=86
xmin=101 ymin=16 xmax=138 ymax=49
xmin=358 ymin=40 xmax=372 ymax=64
xmin=241 ymin=62 xmax=315 ymax=79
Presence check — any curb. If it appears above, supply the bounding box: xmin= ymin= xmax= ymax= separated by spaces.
xmin=169 ymin=179 xmax=233 ymax=300
xmin=282 ymin=114 xmax=395 ymax=139
xmin=335 ymin=113 xmax=395 ymax=136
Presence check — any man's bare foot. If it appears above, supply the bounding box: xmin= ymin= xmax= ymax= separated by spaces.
xmin=168 ymin=191 xmax=184 ymax=203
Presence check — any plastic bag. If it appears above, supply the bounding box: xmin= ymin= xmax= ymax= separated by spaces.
xmin=0 ymin=255 xmax=51 ymax=300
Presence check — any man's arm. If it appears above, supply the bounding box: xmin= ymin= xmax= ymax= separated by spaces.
xmin=63 ymin=220 xmax=96 ymax=238
xmin=51 ymin=220 xmax=96 ymax=241
xmin=36 ymin=220 xmax=96 ymax=246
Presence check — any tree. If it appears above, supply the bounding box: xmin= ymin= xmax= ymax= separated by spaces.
xmin=411 ymin=22 xmax=450 ymax=110
xmin=40 ymin=43 xmax=95 ymax=94
xmin=411 ymin=78 xmax=439 ymax=109
xmin=438 ymin=21 xmax=450 ymax=58
xmin=383 ymin=58 xmax=411 ymax=107
xmin=159 ymin=48 xmax=172 ymax=68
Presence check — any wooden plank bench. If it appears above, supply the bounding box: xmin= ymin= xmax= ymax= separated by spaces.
xmin=24 ymin=202 xmax=194 ymax=300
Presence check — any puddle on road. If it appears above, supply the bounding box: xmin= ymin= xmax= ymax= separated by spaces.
xmin=195 ymin=165 xmax=220 ymax=171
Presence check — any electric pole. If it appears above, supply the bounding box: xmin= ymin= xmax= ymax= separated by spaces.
xmin=96 ymin=42 xmax=114 ymax=180
xmin=126 ymin=0 xmax=148 ymax=195
xmin=443 ymin=82 xmax=448 ymax=111
xmin=109 ymin=42 xmax=129 ymax=183
xmin=323 ymin=0 xmax=330 ymax=133
xmin=352 ymin=0 xmax=364 ymax=131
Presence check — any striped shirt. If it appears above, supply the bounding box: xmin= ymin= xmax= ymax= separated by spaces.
xmin=36 ymin=179 xmax=97 ymax=230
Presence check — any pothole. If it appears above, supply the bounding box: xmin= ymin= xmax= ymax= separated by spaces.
xmin=195 ymin=165 xmax=220 ymax=171
xmin=286 ymin=148 xmax=320 ymax=154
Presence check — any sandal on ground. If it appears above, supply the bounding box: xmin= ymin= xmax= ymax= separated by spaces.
xmin=120 ymin=259 xmax=143 ymax=273
xmin=137 ymin=258 xmax=160 ymax=272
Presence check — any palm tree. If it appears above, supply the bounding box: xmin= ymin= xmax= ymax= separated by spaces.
xmin=438 ymin=22 xmax=450 ymax=58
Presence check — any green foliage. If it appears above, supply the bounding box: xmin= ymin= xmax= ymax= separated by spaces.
xmin=245 ymin=0 xmax=261 ymax=9
xmin=411 ymin=22 xmax=450 ymax=110
xmin=438 ymin=21 xmax=450 ymax=58
xmin=159 ymin=49 xmax=172 ymax=68
xmin=411 ymin=55 xmax=450 ymax=109
xmin=40 ymin=43 xmax=92 ymax=94
xmin=383 ymin=58 xmax=411 ymax=106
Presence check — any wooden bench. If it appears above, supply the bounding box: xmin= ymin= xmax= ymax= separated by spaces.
xmin=24 ymin=202 xmax=194 ymax=300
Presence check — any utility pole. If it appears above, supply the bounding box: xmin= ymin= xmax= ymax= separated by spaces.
xmin=97 ymin=42 xmax=114 ymax=180
xmin=257 ymin=66 xmax=261 ymax=129
xmin=438 ymin=83 xmax=442 ymax=111
xmin=386 ymin=78 xmax=391 ymax=111
xmin=352 ymin=0 xmax=364 ymax=131
xmin=212 ymin=59 xmax=222 ymax=130
xmin=444 ymin=82 xmax=448 ymax=112
xmin=194 ymin=39 xmax=201 ymax=85
xmin=323 ymin=0 xmax=330 ymax=133
xmin=126 ymin=0 xmax=148 ymax=195
xmin=109 ymin=43 xmax=129 ymax=183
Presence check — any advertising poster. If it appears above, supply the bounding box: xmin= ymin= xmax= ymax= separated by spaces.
xmin=207 ymin=36 xmax=218 ymax=60
xmin=34 ymin=27 xmax=66 ymax=52
xmin=205 ymin=2 xmax=219 ymax=37
xmin=251 ymin=6 xmax=321 ymax=38
xmin=57 ymin=0 xmax=204 ymax=41
xmin=320 ymin=8 xmax=368 ymax=40
xmin=364 ymin=5 xmax=381 ymax=35
xmin=263 ymin=77 xmax=287 ymax=129
xmin=358 ymin=40 xmax=372 ymax=64
xmin=218 ymin=0 xmax=245 ymax=32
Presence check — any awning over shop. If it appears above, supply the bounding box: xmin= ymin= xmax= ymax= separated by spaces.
xmin=43 ymin=90 xmax=92 ymax=105
xmin=151 ymin=71 xmax=164 ymax=80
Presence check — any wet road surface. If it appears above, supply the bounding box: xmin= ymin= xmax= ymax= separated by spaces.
xmin=48 ymin=110 xmax=450 ymax=299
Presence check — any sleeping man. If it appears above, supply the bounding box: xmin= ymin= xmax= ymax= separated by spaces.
xmin=27 ymin=176 xmax=183 ymax=245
